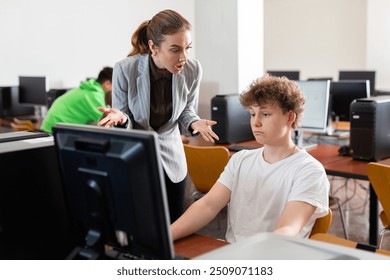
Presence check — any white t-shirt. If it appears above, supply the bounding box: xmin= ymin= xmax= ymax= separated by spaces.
xmin=218 ymin=147 xmax=329 ymax=243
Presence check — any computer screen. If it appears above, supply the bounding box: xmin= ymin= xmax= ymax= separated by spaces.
xmin=297 ymin=80 xmax=331 ymax=133
xmin=52 ymin=123 xmax=174 ymax=260
xmin=330 ymin=80 xmax=370 ymax=121
xmin=267 ymin=70 xmax=300 ymax=80
xmin=338 ymin=70 xmax=375 ymax=96
xmin=18 ymin=76 xmax=48 ymax=106
xmin=294 ymin=80 xmax=330 ymax=149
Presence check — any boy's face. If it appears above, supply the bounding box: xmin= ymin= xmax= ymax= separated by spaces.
xmin=248 ymin=102 xmax=292 ymax=146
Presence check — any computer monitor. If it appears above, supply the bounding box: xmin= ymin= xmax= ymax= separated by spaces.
xmin=338 ymin=70 xmax=376 ymax=96
xmin=307 ymin=77 xmax=333 ymax=81
xmin=330 ymin=80 xmax=370 ymax=121
xmin=52 ymin=123 xmax=174 ymax=260
xmin=18 ymin=76 xmax=49 ymax=118
xmin=0 ymin=86 xmax=35 ymax=118
xmin=267 ymin=70 xmax=300 ymax=80
xmin=294 ymin=80 xmax=331 ymax=148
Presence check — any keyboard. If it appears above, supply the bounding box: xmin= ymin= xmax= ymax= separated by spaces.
xmin=331 ymin=130 xmax=350 ymax=137
xmin=228 ymin=145 xmax=259 ymax=152
xmin=0 ymin=131 xmax=50 ymax=143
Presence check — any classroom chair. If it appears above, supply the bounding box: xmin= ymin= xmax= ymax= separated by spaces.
xmin=10 ymin=118 xmax=34 ymax=131
xmin=183 ymin=144 xmax=230 ymax=199
xmin=183 ymin=144 xmax=230 ymax=228
xmin=310 ymin=233 xmax=390 ymax=257
xmin=367 ymin=162 xmax=390 ymax=249
xmin=309 ymin=208 xmax=333 ymax=238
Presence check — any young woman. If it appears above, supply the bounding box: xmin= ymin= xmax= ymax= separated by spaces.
xmin=98 ymin=10 xmax=218 ymax=222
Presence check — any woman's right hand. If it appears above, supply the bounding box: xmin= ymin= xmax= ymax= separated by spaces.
xmin=97 ymin=107 xmax=128 ymax=128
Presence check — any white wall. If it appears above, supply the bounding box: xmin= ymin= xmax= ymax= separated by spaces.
xmin=264 ymin=0 xmax=390 ymax=91
xmin=195 ymin=0 xmax=263 ymax=119
xmin=0 ymin=0 xmax=195 ymax=88
xmin=367 ymin=0 xmax=390 ymax=91
xmin=264 ymin=0 xmax=367 ymax=81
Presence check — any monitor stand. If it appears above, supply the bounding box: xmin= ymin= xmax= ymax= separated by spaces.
xmin=34 ymin=105 xmax=47 ymax=119
xmin=325 ymin=115 xmax=350 ymax=137
xmin=292 ymin=129 xmax=318 ymax=150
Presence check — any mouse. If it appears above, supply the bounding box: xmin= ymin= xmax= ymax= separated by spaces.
xmin=338 ymin=145 xmax=352 ymax=156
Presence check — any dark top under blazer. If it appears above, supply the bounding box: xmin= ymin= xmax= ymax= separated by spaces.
xmin=112 ymin=54 xmax=202 ymax=183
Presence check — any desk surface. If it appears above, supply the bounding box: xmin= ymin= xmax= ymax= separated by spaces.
xmin=174 ymin=234 xmax=229 ymax=259
xmin=0 ymin=117 xmax=42 ymax=133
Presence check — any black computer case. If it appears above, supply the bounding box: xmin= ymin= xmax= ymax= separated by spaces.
xmin=211 ymin=94 xmax=254 ymax=144
xmin=47 ymin=88 xmax=69 ymax=109
xmin=350 ymin=96 xmax=390 ymax=161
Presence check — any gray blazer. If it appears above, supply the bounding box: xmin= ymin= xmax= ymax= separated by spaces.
xmin=112 ymin=54 xmax=202 ymax=183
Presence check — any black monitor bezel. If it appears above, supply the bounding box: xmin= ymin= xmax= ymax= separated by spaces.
xmin=18 ymin=76 xmax=48 ymax=106
xmin=267 ymin=70 xmax=300 ymax=80
xmin=330 ymin=80 xmax=370 ymax=121
xmin=338 ymin=70 xmax=375 ymax=96
xmin=52 ymin=123 xmax=174 ymax=260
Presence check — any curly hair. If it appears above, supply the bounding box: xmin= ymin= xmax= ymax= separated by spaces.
xmin=240 ymin=74 xmax=305 ymax=129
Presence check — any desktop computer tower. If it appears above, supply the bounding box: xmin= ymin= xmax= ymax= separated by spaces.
xmin=350 ymin=96 xmax=390 ymax=161
xmin=47 ymin=88 xmax=69 ymax=109
xmin=211 ymin=94 xmax=254 ymax=144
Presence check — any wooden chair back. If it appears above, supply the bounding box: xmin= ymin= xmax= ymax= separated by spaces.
xmin=183 ymin=144 xmax=230 ymax=193
xmin=309 ymin=208 xmax=333 ymax=238
xmin=367 ymin=162 xmax=390 ymax=229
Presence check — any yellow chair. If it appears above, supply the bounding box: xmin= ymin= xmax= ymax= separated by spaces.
xmin=309 ymin=208 xmax=333 ymax=238
xmin=183 ymin=144 xmax=230 ymax=199
xmin=367 ymin=162 xmax=390 ymax=249
xmin=183 ymin=144 xmax=230 ymax=229
xmin=10 ymin=118 xmax=35 ymax=131
xmin=310 ymin=233 xmax=390 ymax=257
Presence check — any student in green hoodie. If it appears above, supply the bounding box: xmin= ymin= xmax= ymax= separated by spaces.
xmin=40 ymin=67 xmax=113 ymax=134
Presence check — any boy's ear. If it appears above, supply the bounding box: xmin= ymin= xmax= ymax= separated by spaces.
xmin=288 ymin=111 xmax=296 ymax=124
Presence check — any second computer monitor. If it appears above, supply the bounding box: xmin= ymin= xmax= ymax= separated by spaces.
xmin=297 ymin=80 xmax=331 ymax=134
xmin=294 ymin=80 xmax=331 ymax=149
xmin=267 ymin=70 xmax=300 ymax=81
xmin=18 ymin=76 xmax=48 ymax=106
xmin=338 ymin=70 xmax=375 ymax=96
xmin=330 ymin=80 xmax=370 ymax=121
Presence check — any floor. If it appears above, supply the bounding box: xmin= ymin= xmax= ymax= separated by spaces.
xmin=184 ymin=175 xmax=390 ymax=251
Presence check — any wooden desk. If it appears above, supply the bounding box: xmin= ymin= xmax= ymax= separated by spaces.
xmin=174 ymin=234 xmax=229 ymax=259
xmin=324 ymin=156 xmax=390 ymax=245
xmin=0 ymin=117 xmax=42 ymax=132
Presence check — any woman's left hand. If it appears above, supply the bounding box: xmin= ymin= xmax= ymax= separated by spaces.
xmin=97 ymin=107 xmax=127 ymax=127
xmin=191 ymin=119 xmax=219 ymax=142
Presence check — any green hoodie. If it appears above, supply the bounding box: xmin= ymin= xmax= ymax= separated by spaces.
xmin=40 ymin=79 xmax=105 ymax=134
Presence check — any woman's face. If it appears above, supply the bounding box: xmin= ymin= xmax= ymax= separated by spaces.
xmin=149 ymin=30 xmax=192 ymax=74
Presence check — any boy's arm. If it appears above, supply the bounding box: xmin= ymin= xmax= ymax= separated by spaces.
xmin=273 ymin=201 xmax=316 ymax=236
xmin=171 ymin=182 xmax=231 ymax=241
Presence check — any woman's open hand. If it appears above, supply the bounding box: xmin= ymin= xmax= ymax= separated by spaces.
xmin=191 ymin=119 xmax=219 ymax=142
xmin=97 ymin=107 xmax=127 ymax=128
